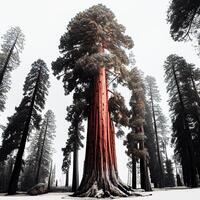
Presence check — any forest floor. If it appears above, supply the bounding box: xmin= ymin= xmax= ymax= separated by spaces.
xmin=0 ymin=187 xmax=200 ymax=199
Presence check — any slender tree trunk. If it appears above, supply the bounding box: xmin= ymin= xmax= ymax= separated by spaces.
xmin=172 ymin=65 xmax=198 ymax=187
xmin=74 ymin=67 xmax=132 ymax=197
xmin=131 ymin=154 xmax=136 ymax=189
xmin=7 ymin=68 xmax=41 ymax=195
xmin=72 ymin=142 xmax=79 ymax=192
xmin=35 ymin=119 xmax=49 ymax=184
xmin=65 ymin=170 xmax=69 ymax=187
xmin=34 ymin=130 xmax=43 ymax=184
xmin=48 ymin=160 xmax=53 ymax=191
xmin=149 ymin=88 xmax=164 ymax=188
xmin=0 ymin=36 xmax=18 ymax=85
xmin=190 ymin=74 xmax=200 ymax=127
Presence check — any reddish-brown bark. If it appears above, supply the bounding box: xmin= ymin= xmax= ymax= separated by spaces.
xmin=74 ymin=67 xmax=132 ymax=197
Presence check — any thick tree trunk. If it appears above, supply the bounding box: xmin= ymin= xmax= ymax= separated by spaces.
xmin=131 ymin=154 xmax=136 ymax=189
xmin=72 ymin=146 xmax=79 ymax=192
xmin=74 ymin=67 xmax=133 ymax=197
xmin=7 ymin=69 xmax=41 ymax=195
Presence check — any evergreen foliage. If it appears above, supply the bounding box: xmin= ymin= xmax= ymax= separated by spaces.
xmin=0 ymin=27 xmax=25 ymax=111
xmin=164 ymin=54 xmax=199 ymax=187
xmin=0 ymin=59 xmax=49 ymax=162
xmin=124 ymin=67 xmax=152 ymax=191
xmin=64 ymin=94 xmax=85 ymax=192
xmin=52 ymin=4 xmax=133 ymax=197
xmin=145 ymin=75 xmax=165 ymax=187
xmin=0 ymin=59 xmax=50 ymax=194
xmin=109 ymin=91 xmax=129 ymax=137
xmin=143 ymin=102 xmax=160 ymax=188
xmin=167 ymin=0 xmax=200 ymax=41
xmin=22 ymin=110 xmax=56 ymax=190
xmin=52 ymin=4 xmax=133 ymax=94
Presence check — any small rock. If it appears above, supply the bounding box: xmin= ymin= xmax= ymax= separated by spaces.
xmin=27 ymin=183 xmax=48 ymax=195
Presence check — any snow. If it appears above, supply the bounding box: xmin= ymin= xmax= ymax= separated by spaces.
xmin=0 ymin=188 xmax=200 ymax=200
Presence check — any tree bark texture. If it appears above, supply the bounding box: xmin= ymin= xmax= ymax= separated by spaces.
xmin=74 ymin=67 xmax=132 ymax=197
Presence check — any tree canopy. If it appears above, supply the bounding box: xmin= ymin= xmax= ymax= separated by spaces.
xmin=0 ymin=27 xmax=25 ymax=111
xmin=167 ymin=0 xmax=200 ymax=41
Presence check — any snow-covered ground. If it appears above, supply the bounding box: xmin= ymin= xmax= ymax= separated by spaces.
xmin=0 ymin=188 xmax=200 ymax=200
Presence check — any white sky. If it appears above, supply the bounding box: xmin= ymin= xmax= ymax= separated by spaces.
xmin=1 ymin=0 xmax=200 ymax=186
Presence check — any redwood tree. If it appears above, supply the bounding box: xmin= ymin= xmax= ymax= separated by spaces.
xmin=52 ymin=4 xmax=133 ymax=197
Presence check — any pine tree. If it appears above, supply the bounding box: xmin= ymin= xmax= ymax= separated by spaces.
xmin=164 ymin=54 xmax=199 ymax=187
xmin=21 ymin=110 xmax=56 ymax=190
xmin=125 ymin=68 xmax=152 ymax=191
xmin=65 ymin=90 xmax=85 ymax=192
xmin=143 ymin=102 xmax=160 ymax=188
xmin=34 ymin=110 xmax=56 ymax=185
xmin=3 ymin=59 xmax=50 ymax=194
xmin=62 ymin=146 xmax=71 ymax=187
xmin=0 ymin=27 xmax=25 ymax=112
xmin=167 ymin=0 xmax=200 ymax=41
xmin=0 ymin=97 xmax=32 ymax=162
xmin=52 ymin=4 xmax=133 ymax=197
xmin=145 ymin=75 xmax=165 ymax=187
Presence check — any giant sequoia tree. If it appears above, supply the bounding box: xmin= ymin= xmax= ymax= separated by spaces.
xmin=1 ymin=59 xmax=50 ymax=194
xmin=0 ymin=27 xmax=25 ymax=112
xmin=164 ymin=54 xmax=199 ymax=187
xmin=52 ymin=4 xmax=133 ymax=197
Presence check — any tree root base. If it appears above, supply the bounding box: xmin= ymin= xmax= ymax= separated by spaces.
xmin=72 ymin=179 xmax=151 ymax=198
